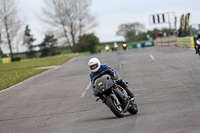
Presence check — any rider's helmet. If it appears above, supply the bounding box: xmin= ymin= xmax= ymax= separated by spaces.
xmin=88 ymin=58 xmax=101 ymax=73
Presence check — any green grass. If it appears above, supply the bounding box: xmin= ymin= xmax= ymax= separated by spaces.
xmin=0 ymin=53 xmax=79 ymax=91
xmin=55 ymin=48 xmax=72 ymax=54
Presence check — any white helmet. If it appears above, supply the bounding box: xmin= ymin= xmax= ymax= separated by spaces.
xmin=88 ymin=58 xmax=101 ymax=73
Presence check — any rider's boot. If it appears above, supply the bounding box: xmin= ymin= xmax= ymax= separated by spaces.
xmin=124 ymin=86 xmax=135 ymax=101
xmin=117 ymin=79 xmax=135 ymax=101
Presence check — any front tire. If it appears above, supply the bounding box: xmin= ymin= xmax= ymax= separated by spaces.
xmin=105 ymin=97 xmax=124 ymax=118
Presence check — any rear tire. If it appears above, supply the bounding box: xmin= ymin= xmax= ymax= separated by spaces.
xmin=128 ymin=102 xmax=138 ymax=115
xmin=105 ymin=97 xmax=124 ymax=118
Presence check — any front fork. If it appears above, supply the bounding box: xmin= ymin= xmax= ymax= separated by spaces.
xmin=96 ymin=89 xmax=132 ymax=112
xmin=98 ymin=90 xmax=120 ymax=105
xmin=110 ymin=93 xmax=121 ymax=106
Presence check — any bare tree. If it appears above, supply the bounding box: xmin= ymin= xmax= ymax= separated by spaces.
xmin=0 ymin=0 xmax=22 ymax=59
xmin=116 ymin=22 xmax=145 ymax=42
xmin=15 ymin=30 xmax=23 ymax=54
xmin=41 ymin=0 xmax=97 ymax=52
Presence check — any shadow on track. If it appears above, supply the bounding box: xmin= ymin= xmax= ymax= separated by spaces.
xmin=80 ymin=113 xmax=136 ymax=123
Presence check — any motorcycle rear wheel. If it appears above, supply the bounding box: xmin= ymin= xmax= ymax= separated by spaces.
xmin=105 ymin=97 xmax=124 ymax=118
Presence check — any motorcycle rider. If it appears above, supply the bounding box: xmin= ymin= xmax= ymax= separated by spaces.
xmin=122 ymin=41 xmax=127 ymax=51
xmin=88 ymin=57 xmax=135 ymax=99
xmin=195 ymin=31 xmax=200 ymax=54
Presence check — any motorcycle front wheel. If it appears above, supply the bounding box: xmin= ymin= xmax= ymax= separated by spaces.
xmin=105 ymin=97 xmax=124 ymax=118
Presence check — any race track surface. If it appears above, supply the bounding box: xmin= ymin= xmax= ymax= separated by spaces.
xmin=1 ymin=47 xmax=200 ymax=133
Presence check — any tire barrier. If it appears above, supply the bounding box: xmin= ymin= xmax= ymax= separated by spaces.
xmin=176 ymin=37 xmax=194 ymax=48
xmin=156 ymin=35 xmax=177 ymax=46
xmin=156 ymin=35 xmax=194 ymax=48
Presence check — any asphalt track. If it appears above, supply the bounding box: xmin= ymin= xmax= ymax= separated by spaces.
xmin=1 ymin=47 xmax=200 ymax=133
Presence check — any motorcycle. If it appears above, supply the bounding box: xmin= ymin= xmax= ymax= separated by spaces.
xmin=105 ymin=45 xmax=110 ymax=52
xmin=122 ymin=43 xmax=127 ymax=51
xmin=92 ymin=69 xmax=138 ymax=118
xmin=195 ymin=39 xmax=200 ymax=57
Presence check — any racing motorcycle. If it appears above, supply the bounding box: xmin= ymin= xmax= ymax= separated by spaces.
xmin=105 ymin=45 xmax=110 ymax=52
xmin=92 ymin=69 xmax=138 ymax=118
xmin=195 ymin=39 xmax=200 ymax=57
xmin=122 ymin=42 xmax=127 ymax=51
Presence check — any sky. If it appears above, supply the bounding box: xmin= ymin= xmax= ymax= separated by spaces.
xmin=91 ymin=0 xmax=200 ymax=42
xmin=2 ymin=0 xmax=200 ymax=53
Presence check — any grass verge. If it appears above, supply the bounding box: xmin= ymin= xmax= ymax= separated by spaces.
xmin=0 ymin=53 xmax=79 ymax=91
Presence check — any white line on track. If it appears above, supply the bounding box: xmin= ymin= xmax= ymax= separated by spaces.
xmin=119 ymin=63 xmax=122 ymax=70
xmin=81 ymin=82 xmax=91 ymax=97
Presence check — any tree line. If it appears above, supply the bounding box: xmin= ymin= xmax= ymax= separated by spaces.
xmin=0 ymin=0 xmax=98 ymax=59
xmin=116 ymin=22 xmax=176 ymax=42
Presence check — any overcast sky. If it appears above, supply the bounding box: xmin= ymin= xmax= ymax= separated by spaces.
xmin=3 ymin=0 xmax=200 ymax=53
xmin=18 ymin=0 xmax=200 ymax=42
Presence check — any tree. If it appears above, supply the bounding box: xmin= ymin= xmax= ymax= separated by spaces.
xmin=147 ymin=28 xmax=173 ymax=39
xmin=0 ymin=0 xmax=22 ymax=59
xmin=41 ymin=0 xmax=97 ymax=52
xmin=116 ymin=22 xmax=145 ymax=42
xmin=0 ymin=47 xmax=3 ymax=57
xmin=23 ymin=25 xmax=36 ymax=58
xmin=39 ymin=34 xmax=58 ymax=57
xmin=0 ymin=34 xmax=2 ymax=56
xmin=15 ymin=31 xmax=24 ymax=54
xmin=137 ymin=32 xmax=148 ymax=41
xmin=77 ymin=33 xmax=99 ymax=53
xmin=146 ymin=28 xmax=160 ymax=40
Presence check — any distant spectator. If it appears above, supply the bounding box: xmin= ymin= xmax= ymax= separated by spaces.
xmin=177 ymin=29 xmax=181 ymax=37
xmin=156 ymin=32 xmax=160 ymax=37
xmin=163 ymin=32 xmax=167 ymax=37
xmin=159 ymin=32 xmax=163 ymax=37
xmin=113 ymin=42 xmax=118 ymax=51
